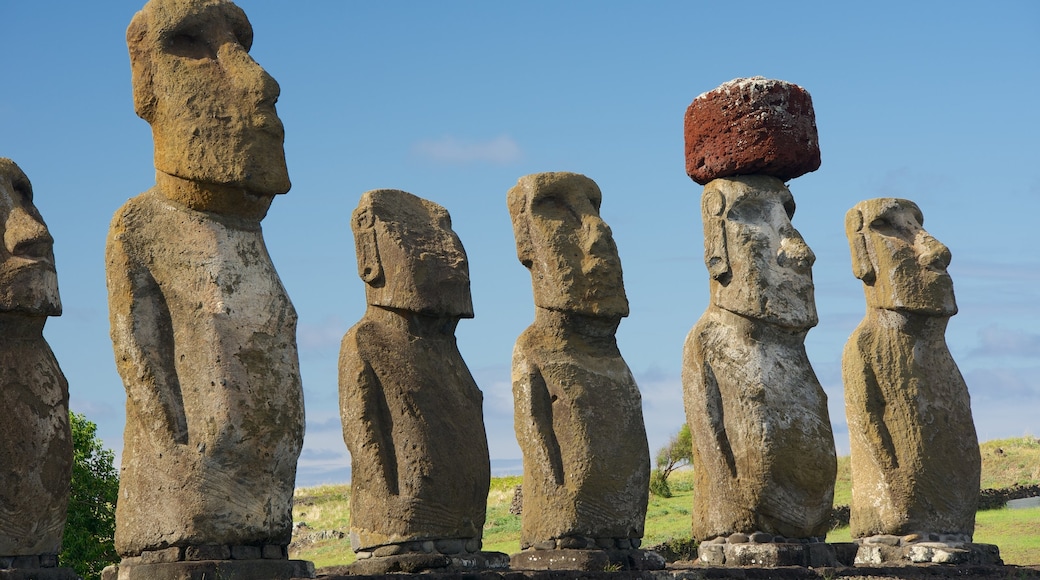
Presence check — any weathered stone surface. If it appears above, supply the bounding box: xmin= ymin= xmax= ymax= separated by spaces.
xmin=0 ymin=569 xmax=80 ymax=580
xmin=107 ymin=558 xmax=314 ymax=580
xmin=683 ymin=176 xmax=836 ymax=541
xmin=698 ymin=542 xmax=837 ymax=567
xmin=340 ymin=190 xmax=492 ymax=560
xmin=0 ymin=159 xmax=72 ymax=558
xmin=685 ymin=77 xmax=821 ymax=185
xmin=345 ymin=551 xmax=510 ymax=576
xmin=510 ymin=548 xmax=664 ymax=571
xmin=108 ymin=0 xmax=304 ymax=558
xmin=855 ymin=542 xmax=1001 ymax=566
xmin=507 ymin=172 xmax=651 ymax=552
xmin=843 ymin=198 xmax=981 ymax=539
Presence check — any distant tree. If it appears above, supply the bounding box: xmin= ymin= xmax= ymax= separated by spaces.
xmin=654 ymin=424 xmax=693 ymax=490
xmin=62 ymin=412 xmax=119 ymax=580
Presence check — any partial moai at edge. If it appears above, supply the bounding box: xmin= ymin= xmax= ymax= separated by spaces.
xmin=843 ymin=198 xmax=995 ymax=565
xmin=507 ymin=172 xmax=663 ymax=572
xmin=340 ymin=189 xmax=507 ymax=574
xmin=0 ymin=158 xmax=78 ymax=580
xmin=105 ymin=1 xmax=312 ymax=578
xmin=682 ymin=77 xmax=838 ymax=567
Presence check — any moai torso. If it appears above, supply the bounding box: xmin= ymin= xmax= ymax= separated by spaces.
xmin=108 ymin=190 xmax=303 ymax=553
xmin=0 ymin=158 xmax=72 ymax=559
xmin=339 ymin=189 xmax=491 ymax=555
xmin=843 ymin=198 xmax=980 ymax=539
xmin=513 ymin=315 xmax=648 ymax=545
xmin=683 ymin=308 xmax=835 ymax=539
xmin=340 ymin=313 xmax=489 ymax=548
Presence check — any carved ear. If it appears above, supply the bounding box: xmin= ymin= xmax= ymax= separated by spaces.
xmin=845 ymin=208 xmax=875 ymax=284
xmin=507 ymin=187 xmax=535 ymax=268
xmin=702 ymin=190 xmax=730 ymax=282
xmin=352 ymin=208 xmax=382 ymax=284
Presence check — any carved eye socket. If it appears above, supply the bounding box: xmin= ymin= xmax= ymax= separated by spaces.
xmin=167 ymin=32 xmax=215 ymax=60
xmin=783 ymin=199 xmax=796 ymax=219
xmin=12 ymin=179 xmax=32 ymax=202
xmin=870 ymin=217 xmax=898 ymax=236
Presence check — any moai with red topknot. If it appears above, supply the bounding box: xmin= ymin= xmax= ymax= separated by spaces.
xmin=681 ymin=77 xmax=840 ymax=567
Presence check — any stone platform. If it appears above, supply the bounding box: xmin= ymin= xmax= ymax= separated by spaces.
xmin=855 ymin=541 xmax=1002 ymax=566
xmin=102 ymin=559 xmax=315 ymax=580
xmin=696 ymin=541 xmax=843 ymax=567
xmin=511 ymin=548 xmax=666 ymax=571
xmin=0 ymin=555 xmax=80 ymax=580
xmin=305 ymin=564 xmax=1040 ymax=580
xmin=345 ymin=551 xmax=509 ymax=575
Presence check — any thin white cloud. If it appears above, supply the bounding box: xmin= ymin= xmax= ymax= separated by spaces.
xmin=412 ymin=134 xmax=522 ymax=165
xmin=296 ymin=316 xmax=348 ymax=352
xmin=968 ymin=326 xmax=1040 ymax=359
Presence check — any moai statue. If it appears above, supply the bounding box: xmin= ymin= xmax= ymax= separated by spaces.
xmin=0 ymin=159 xmax=78 ymax=580
xmin=104 ymin=1 xmax=311 ymax=578
xmin=682 ymin=78 xmax=838 ymax=567
xmin=340 ymin=189 xmax=507 ymax=574
xmin=506 ymin=172 xmax=663 ymax=571
xmin=843 ymin=198 xmax=996 ymax=565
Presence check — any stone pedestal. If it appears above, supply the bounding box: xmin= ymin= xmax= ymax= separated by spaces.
xmin=854 ymin=541 xmax=1002 ymax=566
xmin=697 ymin=541 xmax=838 ymax=567
xmin=347 ymin=551 xmax=508 ymax=575
xmin=510 ymin=548 xmax=665 ymax=571
xmin=0 ymin=563 xmax=80 ymax=580
xmin=101 ymin=559 xmax=314 ymax=580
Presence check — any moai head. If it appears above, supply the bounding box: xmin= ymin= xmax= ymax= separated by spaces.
xmin=845 ymin=198 xmax=956 ymax=316
xmin=702 ymin=175 xmax=817 ymax=329
xmin=507 ymin=172 xmax=629 ymax=319
xmin=0 ymin=159 xmax=61 ymax=316
xmin=352 ymin=189 xmax=473 ymax=318
xmin=127 ymin=0 xmax=290 ymax=202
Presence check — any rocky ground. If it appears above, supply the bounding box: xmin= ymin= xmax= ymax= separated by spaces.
xmin=303 ymin=563 xmax=1040 ymax=580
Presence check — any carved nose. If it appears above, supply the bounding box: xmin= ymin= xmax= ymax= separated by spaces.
xmin=219 ymin=41 xmax=280 ymax=103
xmin=583 ymin=217 xmax=617 ymax=257
xmin=4 ymin=206 xmax=53 ymax=259
xmin=918 ymin=234 xmax=951 ymax=271
xmin=777 ymin=231 xmax=815 ymax=273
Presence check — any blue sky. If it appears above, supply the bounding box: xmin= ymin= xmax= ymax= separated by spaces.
xmin=2 ymin=1 xmax=1038 ymax=487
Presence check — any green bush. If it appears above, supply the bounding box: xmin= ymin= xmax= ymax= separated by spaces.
xmin=62 ymin=412 xmax=119 ymax=580
xmin=649 ymin=468 xmax=672 ymax=498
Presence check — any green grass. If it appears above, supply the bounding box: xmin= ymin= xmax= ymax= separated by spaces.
xmin=976 ymin=506 xmax=1040 ymax=565
xmin=291 ymin=438 xmax=1040 ymax=568
xmin=980 ymin=436 xmax=1040 ymax=489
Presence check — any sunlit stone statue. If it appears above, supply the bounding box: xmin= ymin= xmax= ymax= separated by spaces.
xmin=843 ymin=198 xmax=992 ymax=564
xmin=105 ymin=1 xmax=311 ymax=577
xmin=507 ymin=172 xmax=662 ymax=571
xmin=683 ymin=176 xmax=836 ymax=547
xmin=0 ymin=159 xmax=77 ymax=579
xmin=339 ymin=189 xmax=506 ymax=574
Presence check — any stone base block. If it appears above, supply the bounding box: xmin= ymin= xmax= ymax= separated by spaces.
xmin=101 ymin=559 xmax=314 ymax=580
xmin=697 ymin=541 xmax=837 ymax=567
xmin=855 ymin=542 xmax=1002 ymax=566
xmin=831 ymin=541 xmax=858 ymax=566
xmin=510 ymin=548 xmax=665 ymax=571
xmin=346 ymin=551 xmax=508 ymax=575
xmin=0 ymin=569 xmax=80 ymax=580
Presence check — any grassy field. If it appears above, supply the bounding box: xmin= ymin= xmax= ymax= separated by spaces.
xmin=290 ymin=436 xmax=1040 ymax=568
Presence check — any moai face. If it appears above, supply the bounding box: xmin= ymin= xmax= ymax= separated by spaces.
xmin=508 ymin=172 xmax=629 ymax=319
xmin=352 ymin=189 xmax=473 ymax=318
xmin=846 ymin=198 xmax=955 ymax=316
xmin=127 ymin=0 xmax=290 ymax=198
xmin=703 ymin=175 xmax=817 ymax=329
xmin=0 ymin=159 xmax=61 ymax=316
